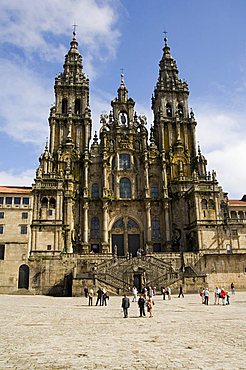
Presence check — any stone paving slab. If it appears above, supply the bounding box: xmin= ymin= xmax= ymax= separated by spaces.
xmin=0 ymin=292 xmax=246 ymax=369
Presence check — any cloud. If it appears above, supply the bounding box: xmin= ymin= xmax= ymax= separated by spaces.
xmin=0 ymin=58 xmax=50 ymax=145
xmin=0 ymin=169 xmax=35 ymax=187
xmin=0 ymin=0 xmax=121 ymax=64
xmin=195 ymin=104 xmax=246 ymax=199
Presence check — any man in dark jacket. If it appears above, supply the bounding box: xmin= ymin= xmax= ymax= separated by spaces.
xmin=138 ymin=294 xmax=146 ymax=317
xmin=121 ymin=294 xmax=130 ymax=318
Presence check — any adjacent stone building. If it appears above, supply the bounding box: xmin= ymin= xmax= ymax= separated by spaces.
xmin=0 ymin=33 xmax=246 ymax=295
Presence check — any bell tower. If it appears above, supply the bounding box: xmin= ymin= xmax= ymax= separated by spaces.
xmin=31 ymin=31 xmax=91 ymax=255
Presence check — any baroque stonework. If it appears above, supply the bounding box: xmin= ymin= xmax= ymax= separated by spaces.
xmin=1 ymin=33 xmax=246 ymax=295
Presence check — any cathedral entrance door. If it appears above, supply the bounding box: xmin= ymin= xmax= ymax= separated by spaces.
xmin=112 ymin=234 xmax=124 ymax=256
xmin=128 ymin=234 xmax=140 ymax=257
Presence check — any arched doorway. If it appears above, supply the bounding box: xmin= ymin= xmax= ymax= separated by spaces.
xmin=111 ymin=217 xmax=141 ymax=257
xmin=18 ymin=264 xmax=29 ymax=289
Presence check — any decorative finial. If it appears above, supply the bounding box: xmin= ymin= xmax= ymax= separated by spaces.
xmin=45 ymin=137 xmax=48 ymax=150
xmin=163 ymin=30 xmax=168 ymax=47
xmin=197 ymin=141 xmax=201 ymax=155
xmin=72 ymin=23 xmax=78 ymax=37
xmin=120 ymin=68 xmax=124 ymax=84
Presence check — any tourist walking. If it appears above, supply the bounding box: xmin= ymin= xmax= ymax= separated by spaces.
xmin=220 ymin=288 xmax=227 ymax=305
xmin=88 ymin=288 xmax=94 ymax=306
xmin=102 ymin=288 xmax=109 ymax=306
xmin=178 ymin=285 xmax=184 ymax=298
xmin=214 ymin=287 xmax=221 ymax=305
xmin=161 ymin=286 xmax=166 ymax=300
xmin=121 ymin=294 xmax=130 ymax=318
xmin=138 ymin=294 xmax=146 ymax=317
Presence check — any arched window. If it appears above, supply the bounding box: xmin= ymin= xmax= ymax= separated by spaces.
xmin=91 ymin=183 xmax=99 ymax=199
xmin=50 ymin=198 xmax=56 ymax=208
xmin=238 ymin=211 xmax=244 ymax=220
xmin=151 ymin=184 xmax=159 ymax=200
xmin=166 ymin=103 xmax=172 ymax=117
xmin=230 ymin=211 xmax=237 ymax=219
xmin=119 ymin=154 xmax=131 ymax=169
xmin=178 ymin=104 xmax=184 ymax=117
xmin=127 ymin=219 xmax=138 ymax=229
xmin=152 ymin=217 xmax=160 ymax=240
xmin=120 ymin=178 xmax=131 ymax=198
xmin=74 ymin=99 xmax=81 ymax=114
xmin=41 ymin=197 xmax=48 ymax=208
xmin=208 ymin=199 xmax=215 ymax=209
xmin=113 ymin=218 xmax=125 ymax=229
xmin=201 ymin=199 xmax=207 ymax=209
xmin=90 ymin=217 xmax=100 ymax=240
xmin=62 ymin=98 xmax=68 ymax=114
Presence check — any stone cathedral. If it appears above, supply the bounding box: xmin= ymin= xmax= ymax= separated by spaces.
xmin=1 ymin=33 xmax=246 ymax=295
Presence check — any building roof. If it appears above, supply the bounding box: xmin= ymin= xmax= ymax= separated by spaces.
xmin=0 ymin=186 xmax=32 ymax=194
xmin=229 ymin=200 xmax=246 ymax=206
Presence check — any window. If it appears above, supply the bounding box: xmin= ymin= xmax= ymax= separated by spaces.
xmin=120 ymin=178 xmax=131 ymax=198
xmin=62 ymin=98 xmax=68 ymax=114
xmin=0 ymin=245 xmax=4 ymax=260
xmin=112 ymin=174 xmax=115 ymax=192
xmin=208 ymin=199 xmax=215 ymax=209
xmin=6 ymin=197 xmax=12 ymax=205
xmin=90 ymin=217 xmax=100 ymax=240
xmin=166 ymin=103 xmax=172 ymax=117
xmin=22 ymin=212 xmax=28 ymax=219
xmin=48 ymin=210 xmax=53 ymax=216
xmin=119 ymin=154 xmax=131 ymax=169
xmin=127 ymin=219 xmax=138 ymax=229
xmin=91 ymin=183 xmax=99 ymax=199
xmin=75 ymin=99 xmax=81 ymax=114
xmin=41 ymin=197 xmax=48 ymax=208
xmin=14 ymin=197 xmax=21 ymax=205
xmin=21 ymin=226 xmax=27 ymax=235
xmin=50 ymin=198 xmax=56 ymax=208
xmin=201 ymin=199 xmax=207 ymax=209
xmin=112 ymin=156 xmax=116 ymax=170
xmin=178 ymin=104 xmax=184 ymax=117
xmin=0 ymin=197 xmax=4 ymax=205
xmin=238 ymin=211 xmax=244 ymax=220
xmin=0 ymin=226 xmax=4 ymax=234
xmin=134 ymin=157 xmax=138 ymax=170
xmin=47 ymin=245 xmax=52 ymax=251
xmin=152 ymin=217 xmax=160 ymax=240
xmin=230 ymin=211 xmax=237 ymax=219
xmin=0 ymin=212 xmax=4 ymax=219
xmin=113 ymin=218 xmax=125 ymax=229
xmin=151 ymin=184 xmax=159 ymax=200
xmin=231 ymin=229 xmax=238 ymax=237
xmin=23 ymin=197 xmax=30 ymax=205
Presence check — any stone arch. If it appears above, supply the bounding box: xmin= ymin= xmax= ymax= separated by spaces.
xmin=18 ymin=264 xmax=29 ymax=289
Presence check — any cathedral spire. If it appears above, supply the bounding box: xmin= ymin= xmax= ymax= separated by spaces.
xmin=117 ymin=70 xmax=128 ymax=103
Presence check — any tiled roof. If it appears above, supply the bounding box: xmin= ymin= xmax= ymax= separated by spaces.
xmin=0 ymin=186 xmax=32 ymax=194
xmin=229 ymin=200 xmax=246 ymax=206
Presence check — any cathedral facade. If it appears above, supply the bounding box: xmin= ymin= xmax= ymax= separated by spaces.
xmin=1 ymin=33 xmax=246 ymax=295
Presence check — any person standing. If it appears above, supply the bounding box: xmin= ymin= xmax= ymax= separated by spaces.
xmin=231 ymin=282 xmax=235 ymax=295
xmin=204 ymin=287 xmax=209 ymax=305
xmin=132 ymin=286 xmax=138 ymax=302
xmin=84 ymin=286 xmax=89 ymax=298
xmin=146 ymin=297 xmax=153 ymax=318
xmin=122 ymin=294 xmax=130 ymax=318
xmin=88 ymin=288 xmax=94 ymax=306
xmin=96 ymin=287 xmax=103 ymax=306
xmin=138 ymin=294 xmax=146 ymax=317
xmin=178 ymin=285 xmax=184 ymax=298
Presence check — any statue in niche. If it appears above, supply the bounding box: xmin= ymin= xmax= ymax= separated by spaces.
xmin=119 ymin=112 xmax=127 ymax=126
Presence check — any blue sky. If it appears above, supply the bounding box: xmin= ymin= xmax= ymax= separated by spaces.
xmin=0 ymin=0 xmax=246 ymax=198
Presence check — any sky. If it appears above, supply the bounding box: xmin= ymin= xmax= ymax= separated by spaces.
xmin=0 ymin=0 xmax=246 ymax=199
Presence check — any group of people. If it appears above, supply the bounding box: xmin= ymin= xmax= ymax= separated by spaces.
xmin=161 ymin=286 xmax=173 ymax=300
xmin=84 ymin=286 xmax=109 ymax=306
xmin=122 ymin=285 xmax=156 ymax=318
xmin=199 ymin=283 xmax=235 ymax=305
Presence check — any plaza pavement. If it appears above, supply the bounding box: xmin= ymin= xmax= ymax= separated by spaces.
xmin=0 ymin=291 xmax=246 ymax=369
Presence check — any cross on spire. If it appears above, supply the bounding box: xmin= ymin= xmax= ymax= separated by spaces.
xmin=72 ymin=23 xmax=78 ymax=36
xmin=163 ymin=30 xmax=168 ymax=46
xmin=120 ymin=68 xmax=124 ymax=83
